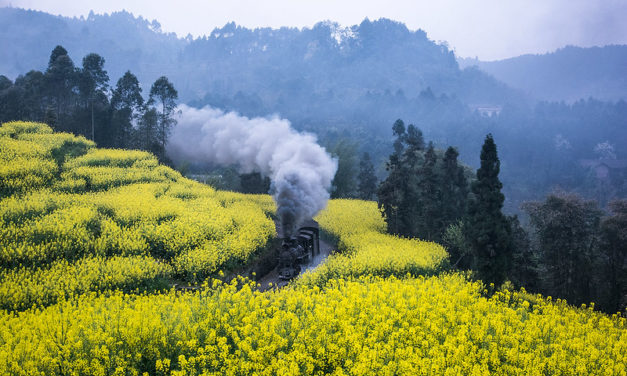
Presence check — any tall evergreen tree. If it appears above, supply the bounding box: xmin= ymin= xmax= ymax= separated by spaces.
xmin=357 ymin=152 xmax=378 ymax=200
xmin=417 ymin=142 xmax=439 ymax=240
xmin=440 ymin=147 xmax=468 ymax=232
xmin=379 ymin=120 xmax=427 ymax=237
xmin=379 ymin=119 xmax=408 ymax=235
xmin=466 ymin=134 xmax=512 ymax=285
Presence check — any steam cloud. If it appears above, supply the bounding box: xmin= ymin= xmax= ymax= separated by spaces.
xmin=168 ymin=105 xmax=337 ymax=237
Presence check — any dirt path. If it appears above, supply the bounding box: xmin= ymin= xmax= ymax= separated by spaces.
xmin=256 ymin=236 xmax=335 ymax=291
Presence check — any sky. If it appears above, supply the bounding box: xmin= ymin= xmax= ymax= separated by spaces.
xmin=2 ymin=0 xmax=626 ymax=60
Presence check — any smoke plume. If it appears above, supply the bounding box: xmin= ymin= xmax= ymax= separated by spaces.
xmin=168 ymin=105 xmax=337 ymax=237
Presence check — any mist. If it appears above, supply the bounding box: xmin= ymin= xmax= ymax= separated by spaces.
xmin=167 ymin=105 xmax=338 ymax=237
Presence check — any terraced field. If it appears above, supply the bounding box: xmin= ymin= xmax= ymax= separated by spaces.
xmin=0 ymin=122 xmax=625 ymax=375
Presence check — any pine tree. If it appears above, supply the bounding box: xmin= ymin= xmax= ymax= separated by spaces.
xmin=466 ymin=134 xmax=512 ymax=285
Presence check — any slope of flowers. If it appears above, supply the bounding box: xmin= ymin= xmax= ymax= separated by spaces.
xmin=0 ymin=121 xmax=275 ymax=310
xmin=299 ymin=199 xmax=449 ymax=286
xmin=0 ymin=255 xmax=172 ymax=311
xmin=1 ymin=275 xmax=624 ymax=375
xmin=2 ymin=122 xmax=626 ymax=375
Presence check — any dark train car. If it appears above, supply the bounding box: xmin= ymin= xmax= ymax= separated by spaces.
xmin=278 ymin=219 xmax=320 ymax=280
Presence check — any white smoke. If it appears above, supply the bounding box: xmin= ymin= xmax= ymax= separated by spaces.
xmin=168 ymin=105 xmax=337 ymax=237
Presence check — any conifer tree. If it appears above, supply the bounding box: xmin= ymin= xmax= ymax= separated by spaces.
xmin=441 ymin=147 xmax=468 ymax=232
xmin=417 ymin=142 xmax=439 ymax=240
xmin=466 ymin=134 xmax=512 ymax=285
xmin=378 ymin=119 xmax=407 ymax=234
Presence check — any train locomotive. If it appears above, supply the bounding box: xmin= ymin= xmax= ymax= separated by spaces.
xmin=278 ymin=220 xmax=320 ymax=280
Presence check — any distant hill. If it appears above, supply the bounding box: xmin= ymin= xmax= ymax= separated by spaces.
xmin=0 ymin=7 xmax=518 ymax=109
xmin=459 ymin=45 xmax=627 ymax=102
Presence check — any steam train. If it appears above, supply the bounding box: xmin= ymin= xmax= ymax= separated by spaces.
xmin=278 ymin=220 xmax=320 ymax=280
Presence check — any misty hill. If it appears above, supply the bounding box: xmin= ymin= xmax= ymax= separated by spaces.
xmin=459 ymin=45 xmax=627 ymax=102
xmin=0 ymin=8 xmax=518 ymax=112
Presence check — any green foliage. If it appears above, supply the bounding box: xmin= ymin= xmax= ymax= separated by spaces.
xmin=599 ymin=200 xmax=627 ymax=313
xmin=523 ymin=192 xmax=603 ymax=307
xmin=378 ymin=120 xmax=470 ymax=241
xmin=357 ymin=152 xmax=377 ymax=200
xmin=330 ymin=139 xmax=358 ymax=199
xmin=466 ymin=134 xmax=512 ymax=286
xmin=239 ymin=172 xmax=270 ymax=194
xmin=148 ymin=76 xmax=179 ymax=162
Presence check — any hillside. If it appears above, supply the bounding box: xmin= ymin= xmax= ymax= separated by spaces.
xmin=459 ymin=45 xmax=627 ymax=102
xmin=0 ymin=7 xmax=519 ymax=108
xmin=1 ymin=122 xmax=625 ymax=374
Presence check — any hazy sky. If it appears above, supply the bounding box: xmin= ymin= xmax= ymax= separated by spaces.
xmin=2 ymin=0 xmax=626 ymax=60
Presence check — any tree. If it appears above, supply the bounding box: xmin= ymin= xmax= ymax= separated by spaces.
xmin=137 ymin=107 xmax=159 ymax=153
xmin=417 ymin=142 xmax=439 ymax=240
xmin=522 ymin=192 xmax=602 ymax=306
xmin=240 ymin=172 xmax=271 ymax=194
xmin=357 ymin=152 xmax=377 ymax=200
xmin=44 ymin=45 xmax=78 ymax=130
xmin=110 ymin=71 xmax=144 ymax=148
xmin=14 ymin=70 xmax=46 ymax=121
xmin=79 ymin=53 xmax=109 ymax=141
xmin=48 ymin=45 xmax=69 ymax=68
xmin=441 ymin=147 xmax=468 ymax=230
xmin=379 ymin=120 xmax=429 ymax=237
xmin=148 ymin=76 xmax=178 ymax=161
xmin=466 ymin=134 xmax=512 ymax=286
xmin=508 ymin=215 xmax=538 ymax=290
xmin=379 ymin=120 xmax=409 ymax=235
xmin=330 ymin=139 xmax=358 ymax=198
xmin=598 ymin=199 xmax=627 ymax=313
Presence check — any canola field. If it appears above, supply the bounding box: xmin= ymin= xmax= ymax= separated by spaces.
xmin=0 ymin=122 xmax=275 ymax=310
xmin=1 ymin=122 xmax=625 ymax=375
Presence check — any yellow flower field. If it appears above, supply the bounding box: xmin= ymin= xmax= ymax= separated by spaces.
xmin=299 ymin=199 xmax=449 ymax=286
xmin=0 ymin=275 xmax=624 ymax=375
xmin=1 ymin=121 xmax=625 ymax=375
xmin=0 ymin=122 xmax=275 ymax=310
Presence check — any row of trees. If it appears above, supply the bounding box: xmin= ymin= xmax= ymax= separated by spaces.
xmin=377 ymin=119 xmax=626 ymax=314
xmin=0 ymin=46 xmax=178 ymax=161
xmin=377 ymin=119 xmax=469 ymax=242
xmin=521 ymin=194 xmax=626 ymax=314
